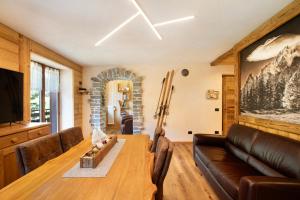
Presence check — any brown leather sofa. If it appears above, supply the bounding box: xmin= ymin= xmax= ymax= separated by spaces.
xmin=193 ymin=124 xmax=300 ymax=200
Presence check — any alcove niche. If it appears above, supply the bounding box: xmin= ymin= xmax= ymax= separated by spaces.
xmin=90 ymin=68 xmax=144 ymax=133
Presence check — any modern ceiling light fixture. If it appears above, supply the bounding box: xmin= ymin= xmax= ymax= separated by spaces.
xmin=131 ymin=0 xmax=162 ymax=40
xmin=95 ymin=12 xmax=140 ymax=46
xmin=94 ymin=0 xmax=195 ymax=46
xmin=154 ymin=16 xmax=195 ymax=27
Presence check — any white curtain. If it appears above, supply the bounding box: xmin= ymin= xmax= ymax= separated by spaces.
xmin=30 ymin=61 xmax=42 ymax=91
xmin=45 ymin=67 xmax=59 ymax=93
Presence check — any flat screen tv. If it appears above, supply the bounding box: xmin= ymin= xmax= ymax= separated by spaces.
xmin=0 ymin=68 xmax=23 ymax=124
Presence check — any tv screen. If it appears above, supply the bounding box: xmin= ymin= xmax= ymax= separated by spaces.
xmin=0 ymin=68 xmax=23 ymax=124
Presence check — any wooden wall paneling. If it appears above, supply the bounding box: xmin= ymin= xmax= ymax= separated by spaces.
xmin=0 ymin=36 xmax=19 ymax=72
xmin=73 ymin=70 xmax=82 ymax=127
xmin=30 ymin=40 xmax=82 ymax=73
xmin=0 ymin=22 xmax=83 ymax=129
xmin=222 ymin=75 xmax=236 ymax=135
xmin=0 ymin=23 xmax=19 ymax=44
xmin=233 ymin=49 xmax=240 ymax=123
xmin=19 ymin=36 xmax=31 ymax=122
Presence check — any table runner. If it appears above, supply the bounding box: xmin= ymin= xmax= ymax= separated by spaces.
xmin=63 ymin=139 xmax=126 ymax=178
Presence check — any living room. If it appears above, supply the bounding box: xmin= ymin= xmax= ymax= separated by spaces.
xmin=0 ymin=1 xmax=299 ymax=200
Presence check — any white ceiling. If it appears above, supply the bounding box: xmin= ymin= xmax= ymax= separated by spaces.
xmin=0 ymin=0 xmax=293 ymax=67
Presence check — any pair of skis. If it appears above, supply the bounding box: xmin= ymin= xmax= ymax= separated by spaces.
xmin=154 ymin=70 xmax=175 ymax=128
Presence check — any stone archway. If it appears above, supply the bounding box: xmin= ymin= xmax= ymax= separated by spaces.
xmin=89 ymin=68 xmax=144 ymax=133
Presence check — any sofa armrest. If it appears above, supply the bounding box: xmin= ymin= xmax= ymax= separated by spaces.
xmin=193 ymin=134 xmax=226 ymax=161
xmin=193 ymin=134 xmax=226 ymax=147
xmin=240 ymin=176 xmax=300 ymax=200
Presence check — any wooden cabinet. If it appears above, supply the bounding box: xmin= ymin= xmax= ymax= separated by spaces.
xmin=28 ymin=126 xmax=50 ymax=140
xmin=0 ymin=123 xmax=50 ymax=189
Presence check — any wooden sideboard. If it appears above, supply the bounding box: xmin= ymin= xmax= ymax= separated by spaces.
xmin=0 ymin=122 xmax=51 ymax=189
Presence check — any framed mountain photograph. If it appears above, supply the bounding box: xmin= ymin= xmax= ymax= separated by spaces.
xmin=240 ymin=14 xmax=300 ymax=125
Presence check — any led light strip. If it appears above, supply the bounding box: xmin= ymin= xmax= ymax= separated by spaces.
xmin=131 ymin=0 xmax=162 ymax=40
xmin=95 ymin=0 xmax=195 ymax=46
xmin=154 ymin=16 xmax=195 ymax=27
xmin=95 ymin=12 xmax=140 ymax=46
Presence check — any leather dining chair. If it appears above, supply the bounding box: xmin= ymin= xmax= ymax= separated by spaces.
xmin=58 ymin=127 xmax=84 ymax=152
xmin=121 ymin=117 xmax=133 ymax=134
xmin=150 ymin=127 xmax=166 ymax=152
xmin=152 ymin=136 xmax=174 ymax=200
xmin=16 ymin=134 xmax=63 ymax=175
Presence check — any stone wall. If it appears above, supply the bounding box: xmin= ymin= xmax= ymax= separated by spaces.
xmin=90 ymin=68 xmax=144 ymax=133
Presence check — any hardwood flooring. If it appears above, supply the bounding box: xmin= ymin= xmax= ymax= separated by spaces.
xmin=163 ymin=142 xmax=219 ymax=200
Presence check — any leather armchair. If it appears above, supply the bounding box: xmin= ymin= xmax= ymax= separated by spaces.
xmin=240 ymin=176 xmax=300 ymax=200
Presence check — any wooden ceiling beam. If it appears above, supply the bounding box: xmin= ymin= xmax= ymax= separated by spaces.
xmin=210 ymin=48 xmax=234 ymax=66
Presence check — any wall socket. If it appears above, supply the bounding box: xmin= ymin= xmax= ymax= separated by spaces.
xmin=214 ymin=131 xmax=219 ymax=134
xmin=188 ymin=131 xmax=193 ymax=135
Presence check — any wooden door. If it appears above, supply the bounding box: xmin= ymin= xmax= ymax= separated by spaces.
xmin=222 ymin=75 xmax=236 ymax=136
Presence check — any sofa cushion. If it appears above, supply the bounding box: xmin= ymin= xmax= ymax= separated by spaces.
xmin=225 ymin=142 xmax=250 ymax=162
xmin=17 ymin=134 xmax=63 ymax=174
xmin=208 ymin=161 xmax=262 ymax=200
xmin=59 ymin=127 xmax=84 ymax=152
xmin=227 ymin=124 xmax=259 ymax=153
xmin=249 ymin=131 xmax=300 ymax=179
xmin=247 ymin=155 xmax=285 ymax=177
xmin=194 ymin=145 xmax=240 ymax=167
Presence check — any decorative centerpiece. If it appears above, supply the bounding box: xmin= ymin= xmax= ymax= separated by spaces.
xmin=80 ymin=129 xmax=117 ymax=168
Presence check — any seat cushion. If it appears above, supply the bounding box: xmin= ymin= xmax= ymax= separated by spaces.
xmin=194 ymin=145 xmax=241 ymax=167
xmin=208 ymin=161 xmax=262 ymax=200
xmin=59 ymin=127 xmax=83 ymax=152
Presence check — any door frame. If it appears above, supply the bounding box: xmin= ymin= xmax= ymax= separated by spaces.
xmin=222 ymin=74 xmax=235 ymax=135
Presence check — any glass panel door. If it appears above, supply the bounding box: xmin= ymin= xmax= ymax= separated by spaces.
xmin=30 ymin=61 xmax=60 ymax=133
xmin=30 ymin=62 xmax=42 ymax=122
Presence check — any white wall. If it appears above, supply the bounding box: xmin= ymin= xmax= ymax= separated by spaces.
xmin=60 ymin=68 xmax=74 ymax=130
xmin=82 ymin=64 xmax=234 ymax=141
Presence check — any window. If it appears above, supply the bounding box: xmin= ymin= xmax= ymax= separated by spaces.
xmin=30 ymin=61 xmax=60 ymax=133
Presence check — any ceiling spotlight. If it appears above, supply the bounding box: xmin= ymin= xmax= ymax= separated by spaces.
xmin=95 ymin=12 xmax=140 ymax=46
xmin=154 ymin=16 xmax=195 ymax=27
xmin=131 ymin=0 xmax=162 ymax=40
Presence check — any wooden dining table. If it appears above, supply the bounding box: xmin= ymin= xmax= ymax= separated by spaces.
xmin=0 ymin=134 xmax=156 ymax=200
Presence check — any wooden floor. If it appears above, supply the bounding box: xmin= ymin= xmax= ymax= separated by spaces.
xmin=163 ymin=143 xmax=219 ymax=200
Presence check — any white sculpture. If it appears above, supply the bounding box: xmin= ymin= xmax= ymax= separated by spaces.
xmin=92 ymin=128 xmax=108 ymax=148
